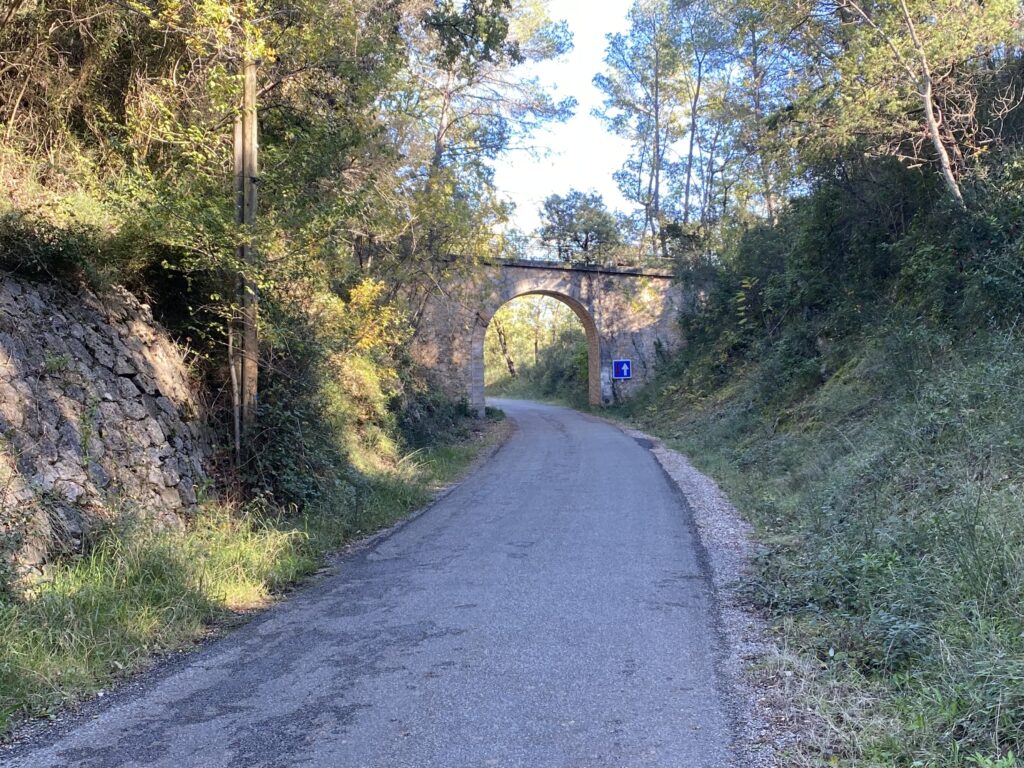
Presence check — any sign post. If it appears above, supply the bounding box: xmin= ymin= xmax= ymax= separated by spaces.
xmin=612 ymin=359 xmax=632 ymax=380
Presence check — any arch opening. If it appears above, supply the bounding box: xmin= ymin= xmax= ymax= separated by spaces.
xmin=471 ymin=291 xmax=602 ymax=415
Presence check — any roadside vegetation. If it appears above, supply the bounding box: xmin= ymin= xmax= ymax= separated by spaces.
xmin=621 ymin=163 xmax=1024 ymax=765
xmin=0 ymin=414 xmax=505 ymax=738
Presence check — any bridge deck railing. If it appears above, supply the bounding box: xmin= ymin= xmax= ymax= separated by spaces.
xmin=485 ymin=238 xmax=675 ymax=275
xmin=489 ymin=256 xmax=675 ymax=279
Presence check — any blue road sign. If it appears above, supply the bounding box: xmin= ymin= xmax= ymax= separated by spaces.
xmin=612 ymin=359 xmax=632 ymax=380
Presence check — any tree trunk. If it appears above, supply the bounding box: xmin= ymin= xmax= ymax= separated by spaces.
xmin=228 ymin=321 xmax=241 ymax=462
xmin=683 ymin=55 xmax=704 ymax=225
xmin=493 ymin=319 xmax=516 ymax=378
xmin=919 ymin=79 xmax=965 ymax=207
xmin=651 ymin=13 xmax=666 ymax=258
xmin=843 ymin=0 xmax=967 ymax=207
xmin=748 ymin=26 xmax=778 ymax=223
xmin=701 ymin=120 xmax=724 ymax=226
xmin=897 ymin=0 xmax=965 ymax=207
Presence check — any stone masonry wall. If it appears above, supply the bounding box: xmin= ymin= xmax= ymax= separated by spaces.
xmin=0 ymin=274 xmax=206 ymax=569
xmin=411 ymin=261 xmax=685 ymax=413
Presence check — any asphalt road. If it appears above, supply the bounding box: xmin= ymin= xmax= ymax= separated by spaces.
xmin=6 ymin=399 xmax=733 ymax=768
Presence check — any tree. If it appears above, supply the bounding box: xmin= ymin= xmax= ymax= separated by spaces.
xmin=593 ymin=0 xmax=688 ymax=257
xmin=822 ymin=0 xmax=1022 ymax=206
xmin=698 ymin=0 xmax=811 ymax=225
xmin=393 ymin=0 xmax=576 ymax=265
xmin=538 ymin=190 xmax=622 ymax=261
xmin=671 ymin=0 xmax=732 ymax=225
xmin=483 ymin=295 xmax=583 ymax=388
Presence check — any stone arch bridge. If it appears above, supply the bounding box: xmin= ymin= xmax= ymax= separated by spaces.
xmin=411 ymin=260 xmax=684 ymax=415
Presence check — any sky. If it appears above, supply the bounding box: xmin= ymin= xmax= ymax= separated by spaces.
xmin=491 ymin=0 xmax=636 ymax=235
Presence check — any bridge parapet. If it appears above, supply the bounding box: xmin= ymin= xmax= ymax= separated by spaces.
xmin=487 ymin=257 xmax=675 ymax=279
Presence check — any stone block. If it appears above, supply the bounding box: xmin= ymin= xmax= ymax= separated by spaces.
xmin=155 ymin=395 xmax=177 ymax=416
xmin=161 ymin=457 xmax=181 ymax=486
xmin=114 ymin=357 xmax=137 ymax=377
xmin=123 ymin=399 xmax=148 ymax=421
xmin=56 ymin=420 xmax=84 ymax=460
xmin=23 ymin=289 xmax=46 ymax=314
xmin=54 ymin=479 xmax=86 ymax=503
xmin=0 ymin=381 xmax=25 ymax=429
xmin=135 ymin=371 xmax=160 ymax=396
xmin=87 ymin=460 xmax=111 ymax=489
xmin=147 ymin=464 xmax=165 ymax=487
xmin=33 ymin=462 xmax=60 ymax=491
xmin=65 ymin=337 xmax=92 ymax=364
xmin=143 ymin=418 xmax=165 ymax=446
xmin=148 ymin=443 xmax=172 ymax=461
xmin=53 ymin=459 xmax=85 ymax=482
xmin=98 ymin=401 xmax=124 ymax=425
xmin=178 ymin=475 xmax=197 ymax=505
xmin=116 ymin=375 xmax=141 ymax=400
xmin=157 ymin=486 xmax=181 ymax=509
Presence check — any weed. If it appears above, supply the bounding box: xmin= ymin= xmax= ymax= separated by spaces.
xmin=968 ymin=754 xmax=1018 ymax=768
xmin=42 ymin=355 xmax=70 ymax=375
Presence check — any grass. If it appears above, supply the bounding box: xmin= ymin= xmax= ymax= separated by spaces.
xmin=0 ymin=414 xmax=507 ymax=739
xmin=618 ymin=325 xmax=1024 ymax=767
xmin=486 ymin=374 xmax=590 ymax=410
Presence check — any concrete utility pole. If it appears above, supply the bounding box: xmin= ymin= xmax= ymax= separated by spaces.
xmin=233 ymin=57 xmax=259 ymax=457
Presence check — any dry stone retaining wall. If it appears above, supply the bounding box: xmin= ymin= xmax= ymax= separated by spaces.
xmin=0 ymin=274 xmax=206 ymax=569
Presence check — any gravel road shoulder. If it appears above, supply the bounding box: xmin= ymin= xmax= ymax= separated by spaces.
xmin=617 ymin=424 xmax=805 ymax=767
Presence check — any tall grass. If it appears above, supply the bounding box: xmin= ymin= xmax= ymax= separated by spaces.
xmin=0 ymin=509 xmax=308 ymax=728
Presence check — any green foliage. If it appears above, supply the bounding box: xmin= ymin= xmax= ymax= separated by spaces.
xmin=0 ymin=213 xmax=105 ymax=286
xmin=623 ymin=150 xmax=1024 ymax=764
xmin=242 ymin=277 xmax=471 ymax=519
xmin=425 ymin=0 xmax=523 ymax=71
xmin=584 ymin=0 xmax=1022 ymax=259
xmin=0 ymin=0 xmax=555 ymax=563
xmin=969 ymin=753 xmax=1018 ymax=768
xmin=593 ymin=0 xmax=689 ymax=252
xmin=800 ymin=0 xmax=1022 ymax=202
xmin=630 ymin=328 xmax=1024 ymax=763
xmin=483 ymin=295 xmax=589 ymax=406
xmin=488 ymin=331 xmax=589 ymax=407
xmin=399 ymin=388 xmax=475 ymax=450
xmin=538 ymin=189 xmax=622 ymax=262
